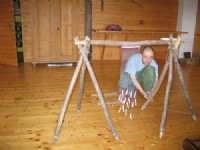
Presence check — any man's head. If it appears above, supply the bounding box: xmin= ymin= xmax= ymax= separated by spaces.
xmin=141 ymin=46 xmax=154 ymax=65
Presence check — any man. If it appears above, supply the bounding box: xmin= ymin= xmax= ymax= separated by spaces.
xmin=119 ymin=46 xmax=158 ymax=99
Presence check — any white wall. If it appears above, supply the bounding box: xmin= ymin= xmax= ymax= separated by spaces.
xmin=176 ymin=0 xmax=198 ymax=58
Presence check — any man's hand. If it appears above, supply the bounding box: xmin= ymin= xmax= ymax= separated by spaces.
xmin=143 ymin=91 xmax=152 ymax=99
xmin=146 ymin=91 xmax=152 ymax=98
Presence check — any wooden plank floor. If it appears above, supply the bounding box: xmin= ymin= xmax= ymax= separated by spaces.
xmin=0 ymin=60 xmax=200 ymax=150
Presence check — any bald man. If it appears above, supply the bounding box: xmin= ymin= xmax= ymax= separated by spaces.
xmin=119 ymin=46 xmax=158 ymax=99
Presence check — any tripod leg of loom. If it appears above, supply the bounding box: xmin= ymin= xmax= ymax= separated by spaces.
xmin=75 ymin=36 xmax=88 ymax=113
xmin=79 ymin=45 xmax=119 ymax=141
xmin=141 ymin=55 xmax=170 ymax=110
xmin=174 ymin=56 xmax=197 ymax=120
xmin=160 ymin=49 xmax=173 ymax=139
xmin=52 ymin=56 xmax=83 ymax=143
xmin=77 ymin=62 xmax=86 ymax=113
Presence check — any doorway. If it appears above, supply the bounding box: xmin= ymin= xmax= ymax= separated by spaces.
xmin=13 ymin=0 xmax=23 ymax=62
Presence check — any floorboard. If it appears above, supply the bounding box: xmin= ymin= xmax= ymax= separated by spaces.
xmin=0 ymin=60 xmax=200 ymax=150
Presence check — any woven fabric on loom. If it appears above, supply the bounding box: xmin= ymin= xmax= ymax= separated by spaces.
xmin=117 ymin=46 xmax=140 ymax=119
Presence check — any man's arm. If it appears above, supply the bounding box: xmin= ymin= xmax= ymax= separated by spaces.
xmin=145 ymin=79 xmax=158 ymax=98
xmin=151 ymin=79 xmax=158 ymax=92
xmin=131 ymin=74 xmax=148 ymax=98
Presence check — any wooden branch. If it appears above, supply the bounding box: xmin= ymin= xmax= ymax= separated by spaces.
xmin=141 ymin=53 xmax=170 ymax=110
xmin=174 ymin=36 xmax=181 ymax=49
xmin=75 ymin=38 xmax=168 ymax=47
xmin=79 ymin=36 xmax=119 ymax=141
xmin=142 ymin=36 xmax=181 ymax=110
xmin=91 ymin=92 xmax=117 ymax=97
xmin=91 ymin=40 xmax=168 ymax=47
xmin=98 ymin=101 xmax=121 ymax=106
xmin=75 ymin=40 xmax=87 ymax=45
xmin=77 ymin=37 xmax=89 ymax=113
xmin=172 ymin=36 xmax=195 ymax=115
xmin=77 ymin=63 xmax=86 ymax=113
xmin=53 ymin=54 xmax=83 ymax=143
xmin=160 ymin=46 xmax=174 ymax=139
xmin=173 ymin=50 xmax=197 ymax=120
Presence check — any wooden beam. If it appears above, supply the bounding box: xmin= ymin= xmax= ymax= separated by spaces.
xmin=90 ymin=40 xmax=168 ymax=46
xmin=85 ymin=0 xmax=92 ymax=60
xmin=75 ymin=37 xmax=169 ymax=47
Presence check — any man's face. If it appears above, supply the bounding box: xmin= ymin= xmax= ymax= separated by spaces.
xmin=141 ymin=49 xmax=154 ymax=65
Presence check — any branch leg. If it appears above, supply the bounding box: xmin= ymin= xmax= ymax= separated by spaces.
xmin=53 ymin=55 xmax=83 ymax=143
xmin=79 ymin=40 xmax=119 ymax=141
xmin=142 ymin=55 xmax=169 ymax=110
xmin=76 ymin=36 xmax=88 ymax=113
xmin=174 ymin=56 xmax=196 ymax=120
xmin=77 ymin=62 xmax=86 ymax=113
xmin=160 ymin=49 xmax=173 ymax=139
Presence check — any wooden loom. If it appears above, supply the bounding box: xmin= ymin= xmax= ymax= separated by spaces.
xmin=52 ymin=35 xmax=196 ymax=143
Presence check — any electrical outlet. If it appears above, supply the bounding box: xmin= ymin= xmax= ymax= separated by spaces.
xmin=139 ymin=20 xmax=144 ymax=25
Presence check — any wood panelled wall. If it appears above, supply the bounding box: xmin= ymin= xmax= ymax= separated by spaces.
xmin=92 ymin=0 xmax=178 ymax=31
xmin=21 ymin=0 xmax=84 ymax=63
xmin=21 ymin=0 xmax=179 ymax=62
xmin=0 ymin=0 xmax=17 ymax=65
xmin=91 ymin=0 xmax=179 ymax=60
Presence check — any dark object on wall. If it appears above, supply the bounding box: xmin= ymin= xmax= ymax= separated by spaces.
xmin=183 ymin=138 xmax=200 ymax=150
xmin=106 ymin=24 xmax=122 ymax=31
xmin=184 ymin=52 xmax=191 ymax=58
xmin=101 ymin=0 xmax=104 ymax=12
xmin=131 ymin=0 xmax=142 ymax=7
